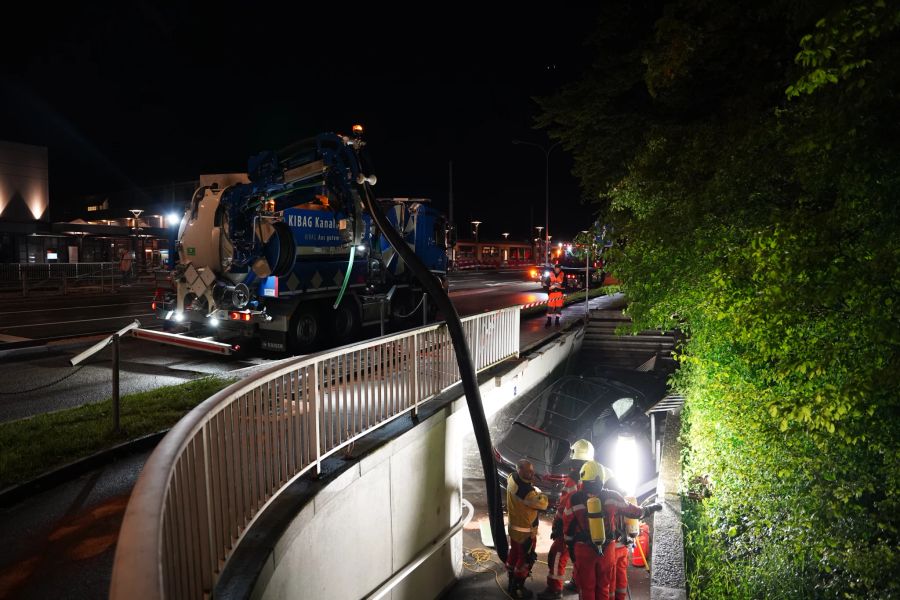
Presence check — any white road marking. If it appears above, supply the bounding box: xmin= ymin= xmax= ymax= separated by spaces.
xmin=0 ymin=302 xmax=149 ymax=316
xmin=0 ymin=314 xmax=156 ymax=329
xmin=0 ymin=334 xmax=31 ymax=342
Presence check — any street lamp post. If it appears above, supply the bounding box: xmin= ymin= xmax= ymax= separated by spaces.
xmin=535 ymin=226 xmax=544 ymax=265
xmin=513 ymin=140 xmax=562 ymax=266
xmin=581 ymin=230 xmax=590 ymax=321
xmin=129 ymin=209 xmax=143 ymax=282
xmin=471 ymin=220 xmax=482 ymax=270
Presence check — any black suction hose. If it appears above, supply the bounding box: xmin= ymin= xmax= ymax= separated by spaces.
xmin=357 ymin=178 xmax=509 ymax=562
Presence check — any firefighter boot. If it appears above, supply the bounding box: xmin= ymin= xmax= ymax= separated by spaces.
xmin=537 ymin=587 xmax=563 ymax=599
xmin=564 ymin=579 xmax=578 ymax=592
xmin=545 ymin=316 xmax=552 ymax=328
xmin=510 ymin=579 xmax=534 ymax=599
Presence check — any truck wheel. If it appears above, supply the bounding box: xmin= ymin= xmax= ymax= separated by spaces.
xmin=332 ymin=302 xmax=360 ymax=345
xmin=289 ymin=305 xmax=321 ymax=354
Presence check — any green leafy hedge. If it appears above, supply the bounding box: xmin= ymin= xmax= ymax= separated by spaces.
xmin=539 ymin=1 xmax=900 ymax=597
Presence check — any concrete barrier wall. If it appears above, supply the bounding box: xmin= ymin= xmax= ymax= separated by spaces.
xmin=251 ymin=328 xmax=584 ymax=600
xmin=650 ymin=411 xmax=687 ymax=600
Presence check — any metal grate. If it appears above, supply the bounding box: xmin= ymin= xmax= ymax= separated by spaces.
xmin=646 ymin=394 xmax=685 ymax=415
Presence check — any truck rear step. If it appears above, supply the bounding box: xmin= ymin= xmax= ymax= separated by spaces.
xmin=131 ymin=328 xmax=237 ymax=355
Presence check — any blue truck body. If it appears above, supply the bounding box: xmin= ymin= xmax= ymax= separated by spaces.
xmin=159 ymin=132 xmax=448 ymax=354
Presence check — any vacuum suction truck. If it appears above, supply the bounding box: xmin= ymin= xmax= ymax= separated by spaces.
xmin=143 ymin=128 xmax=448 ymax=354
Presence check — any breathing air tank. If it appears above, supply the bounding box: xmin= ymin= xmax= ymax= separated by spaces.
xmin=586 ymin=497 xmax=606 ymax=544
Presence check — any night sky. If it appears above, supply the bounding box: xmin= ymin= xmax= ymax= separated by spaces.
xmin=0 ymin=4 xmax=602 ymax=241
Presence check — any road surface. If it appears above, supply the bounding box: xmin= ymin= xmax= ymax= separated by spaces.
xmin=0 ymin=271 xmax=546 ymax=345
xmin=0 ymin=269 xmax=565 ymax=422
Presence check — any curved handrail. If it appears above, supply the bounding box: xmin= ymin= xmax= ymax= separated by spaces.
xmin=364 ymin=499 xmax=474 ymax=600
xmin=110 ymin=306 xmax=519 ymax=599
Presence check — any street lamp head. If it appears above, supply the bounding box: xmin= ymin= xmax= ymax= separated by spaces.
xmin=167 ymin=213 xmax=181 ymax=226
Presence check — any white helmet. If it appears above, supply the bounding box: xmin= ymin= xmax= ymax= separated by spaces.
xmin=570 ymin=439 xmax=595 ymax=461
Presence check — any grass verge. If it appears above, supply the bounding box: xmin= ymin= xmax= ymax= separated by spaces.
xmin=0 ymin=376 xmax=234 ymax=488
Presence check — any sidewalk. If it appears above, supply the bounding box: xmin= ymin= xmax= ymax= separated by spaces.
xmin=519 ymin=292 xmax=625 ymax=351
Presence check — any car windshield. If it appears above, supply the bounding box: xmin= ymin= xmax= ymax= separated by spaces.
xmin=541 ymin=378 xmax=609 ymax=419
xmin=504 ymin=423 xmax=570 ymax=467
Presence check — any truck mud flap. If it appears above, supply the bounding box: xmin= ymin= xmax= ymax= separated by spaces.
xmin=131 ymin=328 xmax=238 ymax=355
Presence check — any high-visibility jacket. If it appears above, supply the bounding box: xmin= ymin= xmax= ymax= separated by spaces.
xmin=548 ymin=270 xmax=565 ymax=310
xmin=548 ymin=270 xmax=564 ymax=291
xmin=507 ymin=472 xmax=549 ymax=543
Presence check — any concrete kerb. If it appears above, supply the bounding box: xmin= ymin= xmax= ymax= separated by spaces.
xmin=650 ymin=410 xmax=687 ymax=600
xmin=0 ymin=334 xmax=108 ymax=360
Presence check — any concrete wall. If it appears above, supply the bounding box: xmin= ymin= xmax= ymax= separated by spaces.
xmin=252 ymin=328 xmax=584 ymax=600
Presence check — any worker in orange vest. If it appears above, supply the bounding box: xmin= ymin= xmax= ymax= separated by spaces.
xmin=546 ymin=263 xmax=565 ymax=327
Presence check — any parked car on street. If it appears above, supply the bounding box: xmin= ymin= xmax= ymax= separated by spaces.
xmin=527 ymin=264 xmax=550 ymax=287
xmin=531 ymin=259 xmax=603 ymax=292
xmin=493 ymin=368 xmax=667 ymax=508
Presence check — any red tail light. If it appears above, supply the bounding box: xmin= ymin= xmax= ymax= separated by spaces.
xmin=151 ymin=301 xmax=157 ymax=311
xmin=230 ymin=311 xmax=251 ymax=322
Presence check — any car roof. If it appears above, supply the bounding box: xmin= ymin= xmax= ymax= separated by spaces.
xmin=513 ymin=375 xmax=646 ymax=441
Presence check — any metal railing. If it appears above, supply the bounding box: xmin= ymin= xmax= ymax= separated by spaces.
xmin=0 ymin=262 xmax=124 ymax=295
xmin=0 ymin=261 xmax=116 ymax=280
xmin=110 ymin=306 xmax=520 ymax=600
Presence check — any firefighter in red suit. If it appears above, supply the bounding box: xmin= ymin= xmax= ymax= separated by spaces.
xmin=537 ymin=439 xmax=594 ymax=599
xmin=506 ymin=459 xmax=549 ymax=598
xmin=562 ymin=461 xmax=661 ymax=600
xmin=602 ymin=476 xmax=645 ymax=600
xmin=546 ymin=263 xmax=565 ymax=327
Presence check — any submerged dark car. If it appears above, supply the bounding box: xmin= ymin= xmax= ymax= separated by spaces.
xmin=493 ymin=369 xmax=667 ymax=509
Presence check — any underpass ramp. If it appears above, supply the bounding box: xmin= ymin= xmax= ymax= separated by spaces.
xmin=581 ymin=309 xmax=679 ymax=370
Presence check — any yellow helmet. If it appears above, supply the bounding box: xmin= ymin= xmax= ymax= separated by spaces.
xmin=570 ymin=439 xmax=595 ymax=461
xmin=601 ymin=466 xmax=614 ymax=484
xmin=580 ymin=460 xmax=603 ymax=483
